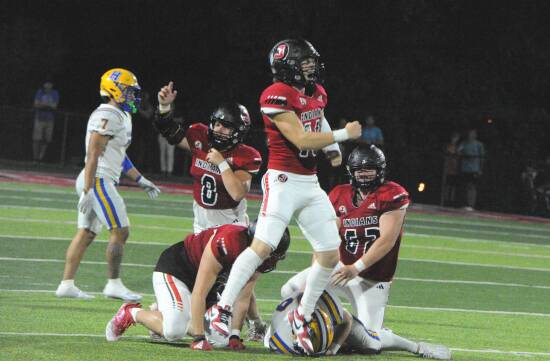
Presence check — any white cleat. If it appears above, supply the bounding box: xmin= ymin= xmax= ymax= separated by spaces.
xmin=103 ymin=283 xmax=142 ymax=302
xmin=55 ymin=283 xmax=95 ymax=299
xmin=417 ymin=342 xmax=452 ymax=360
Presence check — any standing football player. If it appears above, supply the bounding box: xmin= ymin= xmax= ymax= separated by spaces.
xmin=105 ymin=222 xmax=289 ymax=351
xmin=282 ymin=145 xmax=451 ymax=359
xmin=153 ymin=82 xmax=261 ymax=233
xmin=55 ymin=68 xmax=160 ymax=301
xmin=207 ymin=38 xmax=362 ymax=355
xmin=153 ymin=82 xmax=267 ymax=340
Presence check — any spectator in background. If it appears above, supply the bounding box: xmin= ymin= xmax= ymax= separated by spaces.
xmin=458 ymin=129 xmax=485 ymax=211
xmin=441 ymin=132 xmax=460 ymax=206
xmin=520 ymin=163 xmax=538 ymax=215
xmin=358 ymin=115 xmax=384 ymax=147
xmin=32 ymin=81 xmax=59 ymax=162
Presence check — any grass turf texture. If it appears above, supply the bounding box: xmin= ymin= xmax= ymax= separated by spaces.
xmin=0 ymin=181 xmax=549 ymax=360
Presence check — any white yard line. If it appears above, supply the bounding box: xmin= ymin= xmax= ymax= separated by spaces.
xmin=2 ymin=255 xmax=550 ymax=289
xmin=1 ymin=289 xmax=549 ymax=318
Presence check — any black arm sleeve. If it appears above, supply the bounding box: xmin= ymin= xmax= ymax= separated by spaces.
xmin=153 ymin=109 xmax=190 ymax=145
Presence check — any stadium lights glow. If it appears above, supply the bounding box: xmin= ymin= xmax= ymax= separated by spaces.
xmin=418 ymin=182 xmax=425 ymax=192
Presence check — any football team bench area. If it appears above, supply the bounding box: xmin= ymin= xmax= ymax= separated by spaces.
xmin=1 ymin=175 xmax=549 ymax=361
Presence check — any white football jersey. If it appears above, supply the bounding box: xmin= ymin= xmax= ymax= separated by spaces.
xmin=84 ymin=104 xmax=132 ymax=182
xmin=264 ymin=289 xmax=344 ymax=355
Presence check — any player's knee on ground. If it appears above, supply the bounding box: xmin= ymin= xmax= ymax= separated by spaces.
xmin=162 ymin=310 xmax=190 ymax=341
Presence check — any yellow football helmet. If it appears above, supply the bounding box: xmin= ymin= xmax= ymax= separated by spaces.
xmin=99 ymin=68 xmax=141 ymax=113
xmin=307 ymin=308 xmax=335 ymax=355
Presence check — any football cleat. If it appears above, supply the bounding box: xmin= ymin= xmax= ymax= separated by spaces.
xmin=288 ymin=308 xmax=314 ymax=355
xmin=191 ymin=338 xmax=213 ymax=351
xmin=246 ymin=320 xmax=267 ymax=342
xmin=103 ymin=283 xmax=142 ymax=302
xmin=417 ymin=342 xmax=452 ymax=360
xmin=206 ymin=304 xmax=232 ymax=338
xmin=105 ymin=303 xmax=141 ymax=341
xmin=55 ymin=283 xmax=95 ymax=299
xmin=228 ymin=335 xmax=246 ymax=350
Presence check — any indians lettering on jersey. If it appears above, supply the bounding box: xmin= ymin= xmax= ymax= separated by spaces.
xmin=183 ymin=224 xmax=249 ymax=270
xmin=85 ymin=104 xmax=132 ymax=182
xmin=329 ymin=182 xmax=410 ymax=282
xmin=185 ymin=123 xmax=261 ymax=209
xmin=260 ymin=82 xmax=328 ymax=175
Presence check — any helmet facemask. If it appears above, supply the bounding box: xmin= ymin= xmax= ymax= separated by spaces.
xmin=347 ymin=145 xmax=386 ymax=192
xmin=207 ymin=104 xmax=250 ymax=152
xmin=118 ymin=84 xmax=141 ymax=114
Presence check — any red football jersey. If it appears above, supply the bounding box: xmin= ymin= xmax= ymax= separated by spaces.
xmin=259 ymin=82 xmax=328 ymax=175
xmin=329 ymin=182 xmax=410 ymax=282
xmin=186 ymin=124 xmax=262 ymax=209
xmin=183 ymin=224 xmax=250 ymax=270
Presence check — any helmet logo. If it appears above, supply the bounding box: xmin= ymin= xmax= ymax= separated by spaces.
xmin=109 ymin=71 xmax=122 ymax=81
xmin=273 ymin=43 xmax=289 ymax=60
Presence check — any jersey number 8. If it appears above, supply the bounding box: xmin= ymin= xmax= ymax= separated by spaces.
xmin=201 ymin=174 xmax=218 ymax=206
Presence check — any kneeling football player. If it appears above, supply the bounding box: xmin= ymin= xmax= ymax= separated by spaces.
xmin=105 ymin=222 xmax=289 ymax=351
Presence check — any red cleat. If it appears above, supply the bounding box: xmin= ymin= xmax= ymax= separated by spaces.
xmin=206 ymin=304 xmax=232 ymax=338
xmin=191 ymin=338 xmax=213 ymax=351
xmin=288 ymin=308 xmax=314 ymax=354
xmin=105 ymin=303 xmax=141 ymax=341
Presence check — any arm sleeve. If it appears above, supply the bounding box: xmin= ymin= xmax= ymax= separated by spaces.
xmin=121 ymin=156 xmax=135 ymax=174
xmin=88 ymin=110 xmax=124 ymax=137
xmin=380 ymin=185 xmax=410 ymax=213
xmin=260 ymin=84 xmax=295 ymax=116
xmin=235 ymin=148 xmax=262 ymax=175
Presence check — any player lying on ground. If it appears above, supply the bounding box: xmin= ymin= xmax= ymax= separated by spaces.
xmin=280 ymin=145 xmax=451 ymax=359
xmin=154 ymin=82 xmax=266 ymax=339
xmin=56 ymin=68 xmax=160 ymax=301
xmin=207 ymin=38 xmax=362 ymax=355
xmin=105 ymin=222 xmax=290 ymax=351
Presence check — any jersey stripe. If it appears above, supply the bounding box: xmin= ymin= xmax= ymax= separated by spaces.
xmin=97 ymin=178 xmax=121 ymax=228
xmin=165 ymin=274 xmax=184 ymax=311
xmin=260 ymin=174 xmax=270 ymax=216
xmin=93 ymin=178 xmax=113 ymax=229
xmin=270 ymin=333 xmax=294 ymax=354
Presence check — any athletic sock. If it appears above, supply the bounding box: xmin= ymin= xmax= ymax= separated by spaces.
xmin=60 ymin=279 xmax=75 ymax=287
xmin=300 ymin=262 xmax=334 ymax=321
xmin=106 ymin=278 xmax=124 ymax=288
xmin=379 ymin=328 xmax=418 ymax=353
xmin=129 ymin=307 xmax=142 ymax=322
xmin=218 ymin=248 xmax=263 ymax=308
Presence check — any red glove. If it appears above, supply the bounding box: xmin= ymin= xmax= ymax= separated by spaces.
xmin=228 ymin=335 xmax=245 ymax=350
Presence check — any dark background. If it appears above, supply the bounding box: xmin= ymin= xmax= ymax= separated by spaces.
xmin=1 ymin=0 xmax=550 ymax=213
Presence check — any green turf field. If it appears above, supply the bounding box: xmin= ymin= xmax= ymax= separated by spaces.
xmin=1 ymin=181 xmax=549 ymax=360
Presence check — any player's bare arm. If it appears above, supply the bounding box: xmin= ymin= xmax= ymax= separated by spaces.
xmin=332 ymin=208 xmax=406 ymax=286
xmin=272 ymin=111 xmax=361 ymax=151
xmin=83 ymin=132 xmax=110 ymax=193
xmin=189 ymin=241 xmax=223 ymax=337
xmin=206 ymin=148 xmax=252 ymax=201
xmin=155 ymin=81 xmax=190 ymax=151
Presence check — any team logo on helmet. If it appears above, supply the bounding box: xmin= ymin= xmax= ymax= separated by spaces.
xmin=277 ymin=174 xmax=288 ymax=183
xmin=273 ymin=43 xmax=289 ymax=60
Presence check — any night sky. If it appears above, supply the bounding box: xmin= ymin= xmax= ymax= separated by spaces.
xmin=2 ymin=0 xmax=550 ymax=210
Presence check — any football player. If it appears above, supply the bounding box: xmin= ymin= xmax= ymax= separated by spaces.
xmin=207 ymin=38 xmax=362 ymax=355
xmin=281 ymin=145 xmax=451 ymax=359
xmin=55 ymin=68 xmax=160 ymax=301
xmin=265 ymin=288 xmax=382 ymax=356
xmin=153 ymin=82 xmax=266 ymax=339
xmin=105 ymin=222 xmax=290 ymax=351
xmin=153 ymin=82 xmax=261 ymax=233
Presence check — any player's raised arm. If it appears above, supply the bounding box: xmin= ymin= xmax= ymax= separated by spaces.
xmin=272 ymin=111 xmax=361 ymax=151
xmin=153 ymin=82 xmax=191 ymax=150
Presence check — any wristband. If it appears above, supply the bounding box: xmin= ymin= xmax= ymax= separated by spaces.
xmin=332 ymin=128 xmax=349 ymax=143
xmin=218 ymin=160 xmax=231 ymax=173
xmin=353 ymin=259 xmax=367 ymax=273
xmin=158 ymin=103 xmax=171 ymax=114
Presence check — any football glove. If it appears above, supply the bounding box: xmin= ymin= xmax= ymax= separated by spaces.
xmin=78 ymin=190 xmax=94 ymax=214
xmin=137 ymin=176 xmax=161 ymax=199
